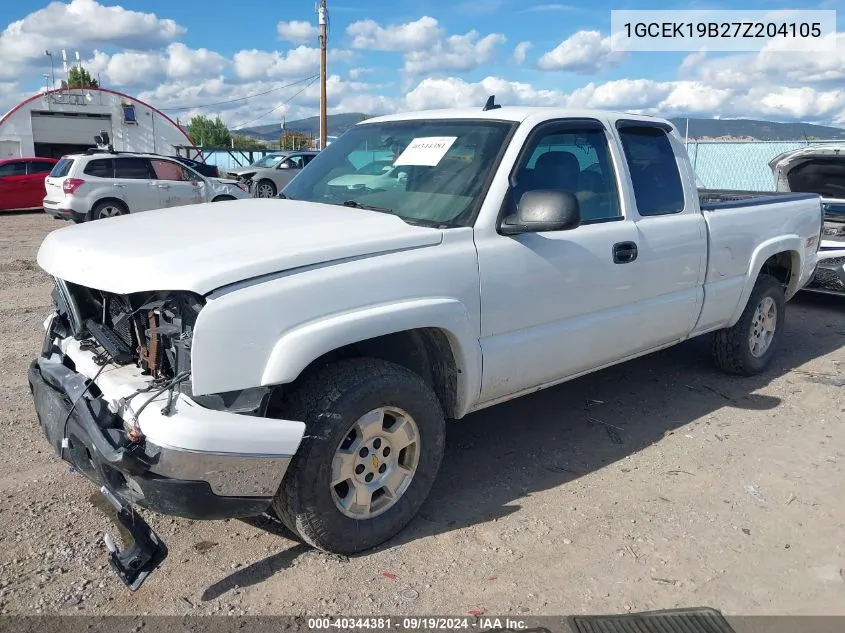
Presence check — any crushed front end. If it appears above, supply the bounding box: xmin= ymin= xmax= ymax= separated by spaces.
xmin=28 ymin=278 xmax=305 ymax=589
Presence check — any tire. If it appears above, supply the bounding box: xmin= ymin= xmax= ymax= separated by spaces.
xmin=212 ymin=195 xmax=236 ymax=202
xmin=254 ymin=179 xmax=276 ymax=198
xmin=91 ymin=200 xmax=128 ymax=220
xmin=712 ymin=273 xmax=785 ymax=376
xmin=272 ymin=358 xmax=446 ymax=555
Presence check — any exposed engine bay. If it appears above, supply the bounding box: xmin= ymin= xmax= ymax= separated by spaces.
xmin=50 ymin=279 xmax=202 ymax=389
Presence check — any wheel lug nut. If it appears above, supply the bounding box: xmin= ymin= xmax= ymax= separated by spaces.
xmin=373 ymin=438 xmax=381 ymax=449
xmin=383 ymin=447 xmax=391 ymax=457
xmin=355 ymin=464 xmax=365 ymax=475
xmin=365 ymin=473 xmax=374 ymax=483
xmin=359 ymin=447 xmax=369 ymax=458
xmin=379 ymin=464 xmax=386 ymax=474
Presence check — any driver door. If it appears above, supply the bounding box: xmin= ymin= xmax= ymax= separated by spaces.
xmin=150 ymin=159 xmax=204 ymax=208
xmin=474 ymin=120 xmax=646 ymax=404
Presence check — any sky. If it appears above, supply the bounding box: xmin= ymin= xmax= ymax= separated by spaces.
xmin=1 ymin=0 xmax=844 ymax=129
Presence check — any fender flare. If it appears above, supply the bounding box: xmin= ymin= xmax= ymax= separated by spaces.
xmin=727 ymin=236 xmax=802 ymax=327
xmin=260 ymin=297 xmax=481 ymax=417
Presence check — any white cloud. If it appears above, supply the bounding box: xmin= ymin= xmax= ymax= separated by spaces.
xmin=93 ymin=43 xmax=227 ymax=87
xmin=0 ymin=0 xmax=184 ymax=79
xmin=347 ymin=16 xmax=505 ymax=75
xmin=523 ymin=3 xmax=577 ymax=11
xmin=233 ymin=46 xmax=351 ymax=81
xmin=348 ymin=67 xmax=374 ymax=80
xmin=513 ymin=41 xmax=532 ymax=64
xmin=399 ymin=74 xmax=845 ymax=125
xmin=404 ymin=32 xmax=506 ymax=74
xmin=277 ymin=20 xmax=320 ymax=44
xmin=347 ymin=16 xmax=443 ymax=52
xmin=537 ymin=30 xmax=626 ymax=73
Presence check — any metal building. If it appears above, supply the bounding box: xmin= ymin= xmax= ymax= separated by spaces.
xmin=0 ymin=87 xmax=193 ymax=160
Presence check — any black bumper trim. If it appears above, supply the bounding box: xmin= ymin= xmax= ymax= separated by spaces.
xmin=28 ymin=357 xmax=273 ymax=520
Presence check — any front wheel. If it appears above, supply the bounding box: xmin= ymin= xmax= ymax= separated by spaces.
xmin=254 ymin=179 xmax=276 ymax=198
xmin=272 ymin=358 xmax=446 ymax=555
xmin=712 ymin=273 xmax=785 ymax=376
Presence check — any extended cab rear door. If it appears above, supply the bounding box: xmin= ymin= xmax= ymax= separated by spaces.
xmin=474 ymin=117 xmax=706 ymax=405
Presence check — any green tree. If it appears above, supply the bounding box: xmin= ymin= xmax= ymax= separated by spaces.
xmin=231 ymin=134 xmax=265 ymax=149
xmin=186 ymin=115 xmax=232 ymax=147
xmin=61 ymin=66 xmax=99 ymax=88
xmin=280 ymin=131 xmax=311 ymax=150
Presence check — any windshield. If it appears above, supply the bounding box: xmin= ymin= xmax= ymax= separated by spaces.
xmin=282 ymin=119 xmax=515 ymax=227
xmin=252 ymin=154 xmax=287 ymax=169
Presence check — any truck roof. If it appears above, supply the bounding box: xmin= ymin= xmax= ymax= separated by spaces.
xmin=363 ymin=106 xmax=674 ymax=129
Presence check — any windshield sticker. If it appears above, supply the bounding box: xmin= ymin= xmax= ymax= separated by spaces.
xmin=393 ymin=136 xmax=458 ymax=167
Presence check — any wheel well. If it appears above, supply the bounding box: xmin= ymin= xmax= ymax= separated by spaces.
xmin=212 ymin=195 xmax=236 ymax=202
xmin=760 ymin=250 xmax=798 ymax=290
xmin=278 ymin=328 xmax=460 ymax=419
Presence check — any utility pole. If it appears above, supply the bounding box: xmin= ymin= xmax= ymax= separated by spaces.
xmin=318 ymin=0 xmax=327 ymax=151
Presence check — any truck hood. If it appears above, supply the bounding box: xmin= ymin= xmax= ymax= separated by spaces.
xmin=37 ymin=199 xmax=443 ymax=295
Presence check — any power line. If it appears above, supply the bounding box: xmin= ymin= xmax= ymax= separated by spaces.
xmin=232 ymin=75 xmax=320 ymax=130
xmin=159 ymin=74 xmax=319 ymax=112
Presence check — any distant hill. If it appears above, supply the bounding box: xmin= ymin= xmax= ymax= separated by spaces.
xmin=235 ymin=113 xmax=373 ymax=140
xmin=670 ymin=118 xmax=845 ymax=141
xmin=234 ymin=112 xmax=845 ymax=142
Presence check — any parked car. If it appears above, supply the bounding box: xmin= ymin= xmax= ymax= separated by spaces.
xmin=29 ymin=103 xmax=823 ymax=589
xmin=42 ymin=150 xmax=250 ymax=222
xmin=0 ymin=157 xmax=58 ymax=212
xmin=170 ymin=155 xmax=220 ymax=179
xmin=769 ymin=146 xmax=845 ymax=295
xmin=226 ymin=150 xmax=320 ymax=198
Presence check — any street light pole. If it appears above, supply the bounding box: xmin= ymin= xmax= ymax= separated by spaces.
xmin=44 ymin=51 xmax=55 ymax=89
xmin=318 ymin=0 xmax=327 ymax=151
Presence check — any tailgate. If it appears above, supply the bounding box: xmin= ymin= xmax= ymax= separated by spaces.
xmin=43 ymin=177 xmax=64 ymax=200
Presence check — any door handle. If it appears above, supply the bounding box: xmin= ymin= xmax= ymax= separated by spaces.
xmin=613 ymin=241 xmax=638 ymax=264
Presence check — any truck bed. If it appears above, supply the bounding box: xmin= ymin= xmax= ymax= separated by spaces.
xmin=698 ymin=188 xmax=821 ymax=211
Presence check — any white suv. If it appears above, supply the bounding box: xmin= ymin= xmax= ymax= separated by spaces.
xmin=43 ymin=151 xmax=249 ymax=222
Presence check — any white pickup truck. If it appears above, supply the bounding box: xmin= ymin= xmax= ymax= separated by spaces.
xmin=29 ymin=102 xmax=823 ymax=588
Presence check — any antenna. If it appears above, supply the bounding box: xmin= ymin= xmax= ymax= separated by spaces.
xmin=483 ymin=95 xmax=501 ymax=111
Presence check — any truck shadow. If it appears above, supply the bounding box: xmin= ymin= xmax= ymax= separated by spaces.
xmin=216 ymin=293 xmax=842 ymax=592
xmin=395 ymin=291 xmax=844 ymax=546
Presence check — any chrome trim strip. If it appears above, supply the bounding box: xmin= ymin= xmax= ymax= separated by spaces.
xmin=149 ymin=443 xmax=292 ymax=497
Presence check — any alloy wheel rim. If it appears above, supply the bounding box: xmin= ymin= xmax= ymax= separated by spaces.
xmin=749 ymin=296 xmax=777 ymax=358
xmin=256 ymin=183 xmax=274 ymax=198
xmin=99 ymin=205 xmax=122 ymax=217
xmin=330 ymin=406 xmax=420 ymax=519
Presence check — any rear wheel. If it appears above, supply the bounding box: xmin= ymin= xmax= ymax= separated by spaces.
xmin=254 ymin=179 xmax=276 ymax=198
xmin=272 ymin=358 xmax=446 ymax=555
xmin=712 ymin=273 xmax=785 ymax=376
xmin=91 ymin=200 xmax=128 ymax=220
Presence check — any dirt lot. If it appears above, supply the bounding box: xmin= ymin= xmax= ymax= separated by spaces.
xmin=0 ymin=211 xmax=843 ymax=617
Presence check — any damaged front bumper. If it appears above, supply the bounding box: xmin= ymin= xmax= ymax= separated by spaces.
xmin=28 ymin=313 xmax=306 ymax=588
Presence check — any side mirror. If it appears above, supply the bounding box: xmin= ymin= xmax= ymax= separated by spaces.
xmin=500 ymin=190 xmax=581 ymax=235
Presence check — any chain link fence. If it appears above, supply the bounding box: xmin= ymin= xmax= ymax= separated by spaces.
xmin=685 ymin=139 xmax=845 ymax=191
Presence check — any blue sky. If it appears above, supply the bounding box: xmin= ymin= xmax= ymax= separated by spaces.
xmin=1 ymin=0 xmax=844 ymax=127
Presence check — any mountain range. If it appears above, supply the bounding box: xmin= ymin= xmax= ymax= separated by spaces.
xmin=234 ymin=113 xmax=845 ymax=142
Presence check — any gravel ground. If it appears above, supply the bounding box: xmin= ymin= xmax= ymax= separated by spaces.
xmin=0 ymin=211 xmax=843 ymax=617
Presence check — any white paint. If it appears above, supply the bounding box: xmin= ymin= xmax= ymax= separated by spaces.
xmin=394 ymin=136 xmax=458 ymax=166
xmin=0 ymin=88 xmax=189 ymax=157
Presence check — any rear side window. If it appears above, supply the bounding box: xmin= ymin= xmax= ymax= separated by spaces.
xmin=150 ymin=159 xmax=189 ymax=181
xmin=114 ymin=157 xmax=153 ymax=179
xmin=83 ymin=159 xmax=115 ymax=178
xmin=29 ymin=162 xmax=55 ymax=174
xmin=618 ymin=126 xmax=685 ymax=216
xmin=49 ymin=159 xmax=75 ymax=178
xmin=0 ymin=161 xmax=27 ymax=177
